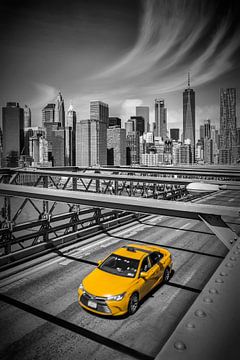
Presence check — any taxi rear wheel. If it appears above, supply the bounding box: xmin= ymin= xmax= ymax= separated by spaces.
xmin=128 ymin=292 xmax=139 ymax=315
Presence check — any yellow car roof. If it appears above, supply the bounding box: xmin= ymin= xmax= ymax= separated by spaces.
xmin=113 ymin=244 xmax=155 ymax=260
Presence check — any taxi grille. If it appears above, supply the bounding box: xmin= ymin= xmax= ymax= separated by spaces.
xmin=80 ymin=291 xmax=111 ymax=314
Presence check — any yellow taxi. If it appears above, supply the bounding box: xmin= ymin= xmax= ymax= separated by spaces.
xmin=78 ymin=244 xmax=172 ymax=316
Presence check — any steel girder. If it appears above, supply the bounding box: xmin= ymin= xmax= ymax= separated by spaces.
xmin=0 ymin=184 xmax=239 ymax=249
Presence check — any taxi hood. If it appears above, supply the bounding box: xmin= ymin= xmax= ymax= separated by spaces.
xmin=83 ymin=268 xmax=135 ymax=297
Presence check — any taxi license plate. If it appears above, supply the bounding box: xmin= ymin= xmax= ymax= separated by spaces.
xmin=88 ymin=300 xmax=97 ymax=309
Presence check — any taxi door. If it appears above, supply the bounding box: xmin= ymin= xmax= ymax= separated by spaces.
xmin=148 ymin=252 xmax=165 ymax=288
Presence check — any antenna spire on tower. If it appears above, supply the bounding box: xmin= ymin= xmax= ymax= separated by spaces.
xmin=188 ymin=72 xmax=190 ymax=88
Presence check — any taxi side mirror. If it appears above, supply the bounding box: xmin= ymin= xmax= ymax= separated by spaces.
xmin=98 ymin=260 xmax=103 ymax=266
xmin=140 ymin=271 xmax=148 ymax=279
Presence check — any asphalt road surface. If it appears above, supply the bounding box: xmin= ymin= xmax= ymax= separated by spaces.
xmin=0 ymin=190 xmax=239 ymax=360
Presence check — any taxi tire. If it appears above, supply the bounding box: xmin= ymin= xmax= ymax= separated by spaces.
xmin=163 ymin=267 xmax=171 ymax=283
xmin=128 ymin=292 xmax=139 ymax=315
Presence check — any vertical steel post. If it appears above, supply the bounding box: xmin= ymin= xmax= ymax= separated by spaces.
xmin=2 ymin=196 xmax=12 ymax=254
xmin=42 ymin=176 xmax=49 ymax=242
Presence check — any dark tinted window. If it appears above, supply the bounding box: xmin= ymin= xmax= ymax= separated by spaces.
xmin=100 ymin=254 xmax=139 ymax=278
xmin=140 ymin=256 xmax=151 ymax=272
xmin=149 ymin=252 xmax=163 ymax=266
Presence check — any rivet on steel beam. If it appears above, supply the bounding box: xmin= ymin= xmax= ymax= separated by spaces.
xmin=195 ymin=309 xmax=207 ymax=318
xmin=174 ymin=341 xmax=187 ymax=351
xmin=230 ymin=257 xmax=236 ymax=261
xmin=225 ymin=262 xmax=233 ymax=268
xmin=233 ymin=251 xmax=239 ymax=255
xmin=215 ymin=278 xmax=224 ymax=283
xmin=203 ymin=297 xmax=213 ymax=303
xmin=209 ymin=288 xmax=219 ymax=294
xmin=185 ymin=322 xmax=196 ymax=329
xmin=220 ymin=272 xmax=228 ymax=276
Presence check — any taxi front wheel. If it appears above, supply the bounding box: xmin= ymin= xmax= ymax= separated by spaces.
xmin=128 ymin=292 xmax=139 ymax=315
xmin=163 ymin=268 xmax=171 ymax=282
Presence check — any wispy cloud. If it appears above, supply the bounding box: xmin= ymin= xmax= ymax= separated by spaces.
xmin=97 ymin=0 xmax=240 ymax=93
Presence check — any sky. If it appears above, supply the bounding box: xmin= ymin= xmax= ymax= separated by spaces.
xmin=1 ymin=0 xmax=240 ymax=136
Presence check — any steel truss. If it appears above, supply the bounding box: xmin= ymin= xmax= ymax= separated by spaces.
xmin=0 ymin=184 xmax=239 ymax=252
xmin=0 ymin=172 xmax=129 ymax=256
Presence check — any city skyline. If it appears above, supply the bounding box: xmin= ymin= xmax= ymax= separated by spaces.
xmin=1 ymin=0 xmax=240 ymax=133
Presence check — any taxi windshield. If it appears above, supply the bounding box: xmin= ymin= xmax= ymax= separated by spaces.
xmin=99 ymin=254 xmax=139 ymax=278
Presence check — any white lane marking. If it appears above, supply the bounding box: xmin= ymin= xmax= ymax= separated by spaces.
xmin=124 ymin=231 xmax=137 ymax=237
xmin=59 ymin=222 xmax=148 ymax=265
xmin=176 ymin=223 xmax=191 ymax=232
xmin=147 ymin=216 xmax=163 ymax=224
xmin=228 ymin=198 xmax=235 ymax=202
xmin=100 ymin=238 xmax=121 ymax=248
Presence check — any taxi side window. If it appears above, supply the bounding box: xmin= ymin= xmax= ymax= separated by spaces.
xmin=149 ymin=252 xmax=163 ymax=266
xmin=140 ymin=256 xmax=151 ymax=272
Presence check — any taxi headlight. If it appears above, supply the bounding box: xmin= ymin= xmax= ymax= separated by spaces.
xmin=79 ymin=283 xmax=84 ymax=291
xmin=106 ymin=292 xmax=126 ymax=301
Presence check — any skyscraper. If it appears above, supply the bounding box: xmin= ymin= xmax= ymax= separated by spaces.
xmin=130 ymin=116 xmax=145 ymax=136
xmin=42 ymin=103 xmax=59 ymax=162
xmin=24 ymin=105 xmax=31 ymax=128
xmin=55 ymin=92 xmax=65 ymax=127
xmin=170 ymin=128 xmax=179 ymax=141
xmin=76 ymin=120 xmax=91 ymax=167
xmin=2 ymin=102 xmax=24 ymax=167
xmin=204 ymin=119 xmax=211 ymax=139
xmin=155 ymin=99 xmax=167 ymax=140
xmin=183 ymin=73 xmax=195 ymax=161
xmin=90 ymin=101 xmax=109 ymax=165
xmin=108 ymin=117 xmax=121 ymax=128
xmin=66 ymin=103 xmax=77 ymax=165
xmin=52 ymin=128 xmax=65 ymax=166
xmin=107 ymin=127 xmax=126 ymax=165
xmin=42 ymin=103 xmax=55 ymax=124
xmin=136 ymin=106 xmax=150 ymax=133
xmin=219 ymin=88 xmax=237 ymax=164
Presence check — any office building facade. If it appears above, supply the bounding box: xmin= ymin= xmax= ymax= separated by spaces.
xmin=66 ymin=103 xmax=77 ymax=165
xmin=108 ymin=117 xmax=121 ymax=128
xmin=24 ymin=105 xmax=31 ymax=128
xmin=76 ymin=120 xmax=91 ymax=167
xmin=170 ymin=128 xmax=179 ymax=141
xmin=107 ymin=127 xmax=126 ymax=165
xmin=219 ymin=88 xmax=237 ymax=164
xmin=136 ymin=106 xmax=150 ymax=133
xmin=55 ymin=92 xmax=65 ymax=128
xmin=90 ymin=101 xmax=109 ymax=165
xmin=155 ymin=99 xmax=167 ymax=140
xmin=2 ymin=102 xmax=24 ymax=167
